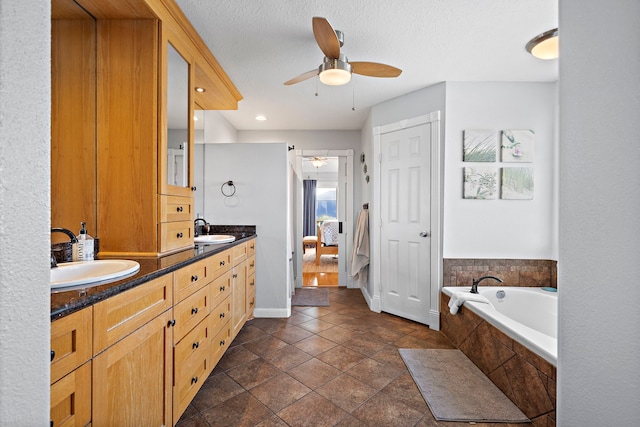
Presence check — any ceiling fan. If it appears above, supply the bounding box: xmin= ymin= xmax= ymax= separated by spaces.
xmin=284 ymin=17 xmax=402 ymax=86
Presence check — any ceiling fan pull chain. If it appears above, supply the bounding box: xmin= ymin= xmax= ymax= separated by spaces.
xmin=315 ymin=76 xmax=319 ymax=97
xmin=352 ymin=77 xmax=356 ymax=111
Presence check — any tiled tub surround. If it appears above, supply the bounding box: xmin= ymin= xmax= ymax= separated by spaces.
xmin=444 ymin=258 xmax=557 ymax=289
xmin=440 ymin=286 xmax=557 ymax=424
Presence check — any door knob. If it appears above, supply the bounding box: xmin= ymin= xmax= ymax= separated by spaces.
xmin=419 ymin=231 xmax=429 ymax=237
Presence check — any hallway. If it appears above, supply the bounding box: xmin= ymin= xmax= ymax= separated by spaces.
xmin=175 ymin=288 xmax=520 ymax=426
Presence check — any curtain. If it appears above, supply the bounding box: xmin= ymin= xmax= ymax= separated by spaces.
xmin=303 ymin=180 xmax=317 ymax=236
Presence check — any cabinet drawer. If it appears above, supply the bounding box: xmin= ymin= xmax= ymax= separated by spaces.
xmin=210 ymin=295 xmax=232 ymax=338
xmin=93 ymin=275 xmax=172 ymax=355
xmin=232 ymin=242 xmax=247 ymax=264
xmin=159 ymin=194 xmax=193 ymax=223
xmin=50 ymin=361 xmax=91 ymax=427
xmin=174 ymin=284 xmax=210 ymax=343
xmin=174 ymin=258 xmax=209 ymax=302
xmin=210 ymin=322 xmax=232 ymax=367
xmin=206 ymin=249 xmax=232 ymax=280
xmin=174 ymin=316 xmax=210 ymax=372
xmin=247 ymin=238 xmax=256 ymax=257
xmin=174 ymin=348 xmax=209 ymax=420
xmin=247 ymin=254 xmax=256 ymax=277
xmin=159 ymin=220 xmax=193 ymax=253
xmin=211 ymin=269 xmax=232 ymax=308
xmin=51 ymin=307 xmax=92 ymax=384
xmin=247 ymin=288 xmax=256 ymax=320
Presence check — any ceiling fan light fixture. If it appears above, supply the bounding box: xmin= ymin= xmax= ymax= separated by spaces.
xmin=526 ymin=28 xmax=559 ymax=60
xmin=319 ymin=57 xmax=352 ymax=85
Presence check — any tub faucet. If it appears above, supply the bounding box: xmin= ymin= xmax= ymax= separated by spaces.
xmin=471 ymin=275 xmax=503 ymax=293
xmin=51 ymin=228 xmax=78 ymax=268
xmin=194 ymin=218 xmax=210 ymax=236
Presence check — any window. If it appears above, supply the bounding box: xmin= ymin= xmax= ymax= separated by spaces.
xmin=316 ymin=187 xmax=337 ymax=221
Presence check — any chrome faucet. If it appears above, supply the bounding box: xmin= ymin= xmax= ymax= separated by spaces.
xmin=51 ymin=227 xmax=78 ymax=268
xmin=471 ymin=275 xmax=503 ymax=293
xmin=194 ymin=218 xmax=209 ymax=236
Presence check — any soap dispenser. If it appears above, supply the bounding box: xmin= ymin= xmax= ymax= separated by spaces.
xmin=73 ymin=222 xmax=94 ymax=261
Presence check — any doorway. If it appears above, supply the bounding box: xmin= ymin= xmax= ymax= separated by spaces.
xmin=295 ymin=150 xmax=354 ymax=289
xmin=372 ymin=112 xmax=442 ymax=329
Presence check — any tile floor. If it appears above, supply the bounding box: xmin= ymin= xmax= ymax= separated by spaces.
xmin=176 ymin=287 xmax=525 ymax=427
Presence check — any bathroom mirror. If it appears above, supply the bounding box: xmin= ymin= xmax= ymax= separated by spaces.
xmin=166 ymin=43 xmax=190 ymax=188
xmin=51 ymin=0 xmax=97 ymax=242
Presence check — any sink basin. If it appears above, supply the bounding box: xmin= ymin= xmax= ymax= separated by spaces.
xmin=194 ymin=234 xmax=236 ymax=245
xmin=51 ymin=260 xmax=140 ymax=290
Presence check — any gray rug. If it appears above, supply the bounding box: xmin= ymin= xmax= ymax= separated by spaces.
xmin=399 ymin=349 xmax=530 ymax=423
xmin=291 ymin=288 xmax=330 ymax=307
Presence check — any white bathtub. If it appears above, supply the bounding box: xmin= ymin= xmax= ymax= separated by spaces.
xmin=442 ymin=286 xmax=557 ymax=366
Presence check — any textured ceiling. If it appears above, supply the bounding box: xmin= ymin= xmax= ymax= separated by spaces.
xmin=176 ymin=0 xmax=558 ymax=131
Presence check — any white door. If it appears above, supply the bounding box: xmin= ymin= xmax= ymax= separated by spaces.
xmin=380 ymin=123 xmax=432 ymax=324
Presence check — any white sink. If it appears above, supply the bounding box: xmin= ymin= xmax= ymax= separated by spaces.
xmin=194 ymin=234 xmax=236 ymax=245
xmin=51 ymin=260 xmax=140 ymax=290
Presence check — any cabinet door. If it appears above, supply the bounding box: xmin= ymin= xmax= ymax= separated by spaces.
xmin=93 ymin=310 xmax=173 ymax=427
xmin=50 ymin=361 xmax=91 ymax=427
xmin=232 ymin=260 xmax=247 ymax=337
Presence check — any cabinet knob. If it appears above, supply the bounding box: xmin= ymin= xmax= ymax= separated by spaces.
xmin=250 ymin=300 xmax=254 ymax=307
xmin=191 ymin=275 xmax=198 ymax=281
xmin=250 ymin=263 xmax=254 ymax=268
xmin=220 ymin=260 xmax=225 ymax=266
xmin=233 ymin=274 xmax=238 ymax=279
xmin=249 ymin=280 xmax=255 ymax=287
xmin=191 ymin=186 xmax=197 ymax=191
xmin=167 ymin=319 xmax=176 ymax=327
xmin=219 ymin=286 xmax=226 ymax=292
xmin=219 ymin=312 xmax=225 ymax=319
xmin=219 ymin=340 xmax=226 ymax=346
xmin=50 ymin=350 xmax=55 ymax=362
xmin=191 ymin=376 xmax=198 ymax=384
xmin=177 ymin=232 xmax=183 ymax=238
xmin=177 ymin=206 xmax=183 ymax=212
xmin=192 ymin=341 xmax=199 ymax=349
xmin=191 ymin=307 xmax=199 ymax=315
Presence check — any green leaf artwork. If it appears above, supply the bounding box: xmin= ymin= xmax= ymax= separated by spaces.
xmin=501 ymin=167 xmax=534 ymax=199
xmin=463 ymin=130 xmax=498 ymax=162
xmin=463 ymin=167 xmax=498 ymax=199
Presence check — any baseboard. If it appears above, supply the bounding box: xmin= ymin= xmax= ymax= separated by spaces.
xmin=361 ymin=286 xmax=381 ymax=313
xmin=253 ymin=307 xmax=291 ymax=318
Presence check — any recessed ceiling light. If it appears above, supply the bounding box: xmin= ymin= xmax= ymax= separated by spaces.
xmin=255 ymin=115 xmax=267 ymax=121
xmin=526 ymin=28 xmax=559 ymax=60
xmin=195 ymin=87 xmax=206 ymax=93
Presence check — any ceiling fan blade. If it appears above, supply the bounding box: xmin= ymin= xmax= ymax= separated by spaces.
xmin=351 ymin=62 xmax=402 ymax=78
xmin=284 ymin=69 xmax=318 ymax=86
xmin=312 ymin=17 xmax=340 ymax=59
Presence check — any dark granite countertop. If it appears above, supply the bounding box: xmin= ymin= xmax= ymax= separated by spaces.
xmin=51 ymin=226 xmax=256 ymax=321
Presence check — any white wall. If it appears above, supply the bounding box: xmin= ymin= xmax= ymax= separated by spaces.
xmin=202 ymin=143 xmax=290 ymax=316
xmin=444 ymin=82 xmax=558 ymax=259
xmin=558 ymin=0 xmax=640 ymax=425
xmin=0 ymin=0 xmax=51 ymax=423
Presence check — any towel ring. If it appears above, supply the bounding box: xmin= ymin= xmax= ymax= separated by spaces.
xmin=221 ymin=180 xmax=236 ymax=197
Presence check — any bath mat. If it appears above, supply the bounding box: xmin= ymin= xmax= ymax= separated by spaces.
xmin=399 ymin=349 xmax=530 ymax=423
xmin=291 ymin=288 xmax=330 ymax=307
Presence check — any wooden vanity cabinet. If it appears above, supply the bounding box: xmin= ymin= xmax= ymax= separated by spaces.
xmin=50 ymin=238 xmax=255 ymax=426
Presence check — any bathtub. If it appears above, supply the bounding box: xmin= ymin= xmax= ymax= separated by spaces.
xmin=442 ymin=286 xmax=557 ymax=366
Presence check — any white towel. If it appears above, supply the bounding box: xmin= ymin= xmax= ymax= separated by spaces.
xmin=350 ymin=209 xmax=370 ymax=281
xmin=448 ymin=292 xmax=494 ymax=315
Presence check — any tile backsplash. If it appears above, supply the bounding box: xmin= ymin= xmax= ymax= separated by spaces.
xmin=443 ymin=258 xmax=557 ymax=288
